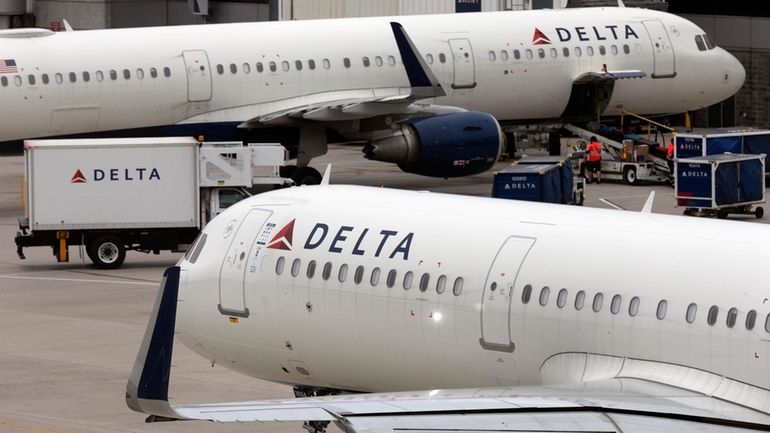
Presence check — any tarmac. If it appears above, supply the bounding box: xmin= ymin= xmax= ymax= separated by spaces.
xmin=0 ymin=145 xmax=767 ymax=433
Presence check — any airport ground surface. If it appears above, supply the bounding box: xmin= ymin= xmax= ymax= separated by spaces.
xmin=0 ymin=145 xmax=767 ymax=433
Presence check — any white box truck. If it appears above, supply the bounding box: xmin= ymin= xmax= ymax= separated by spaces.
xmin=15 ymin=137 xmax=290 ymax=268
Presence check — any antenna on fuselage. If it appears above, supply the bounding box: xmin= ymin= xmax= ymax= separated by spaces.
xmin=320 ymin=164 xmax=332 ymax=185
xmin=617 ymin=0 xmax=626 ymax=7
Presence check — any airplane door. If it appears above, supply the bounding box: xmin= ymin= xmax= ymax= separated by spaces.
xmin=448 ymin=38 xmax=476 ymax=89
xmin=182 ymin=50 xmax=213 ymax=102
xmin=218 ymin=208 xmax=272 ymax=317
xmin=480 ymin=236 xmax=536 ymax=352
xmin=643 ymin=20 xmax=676 ymax=79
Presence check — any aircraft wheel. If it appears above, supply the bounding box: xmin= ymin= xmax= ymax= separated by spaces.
xmin=292 ymin=166 xmax=322 ymax=185
xmin=89 ymin=235 xmax=126 ymax=269
xmin=280 ymin=165 xmax=297 ymax=179
xmin=756 ymin=207 xmax=764 ymax=219
xmin=623 ymin=166 xmax=638 ymax=185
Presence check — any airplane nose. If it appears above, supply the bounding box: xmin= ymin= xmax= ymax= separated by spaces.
xmin=726 ymin=50 xmax=746 ymax=91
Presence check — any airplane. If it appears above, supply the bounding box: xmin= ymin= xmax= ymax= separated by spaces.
xmin=126 ymin=173 xmax=770 ymax=432
xmin=0 ymin=5 xmax=745 ymax=182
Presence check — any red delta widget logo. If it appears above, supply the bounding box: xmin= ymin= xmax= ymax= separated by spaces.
xmin=70 ymin=167 xmax=162 ymax=183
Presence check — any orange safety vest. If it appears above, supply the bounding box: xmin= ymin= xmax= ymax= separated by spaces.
xmin=587 ymin=141 xmax=602 ymax=162
xmin=667 ymin=143 xmax=674 ymax=159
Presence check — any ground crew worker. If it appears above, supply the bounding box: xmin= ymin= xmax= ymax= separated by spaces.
xmin=585 ymin=136 xmax=602 ymax=184
xmin=666 ymin=138 xmax=675 ymax=184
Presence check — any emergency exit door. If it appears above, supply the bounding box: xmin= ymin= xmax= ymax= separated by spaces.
xmin=182 ymin=50 xmax=213 ymax=102
xmin=643 ymin=20 xmax=676 ymax=79
xmin=448 ymin=38 xmax=476 ymax=89
xmin=219 ymin=208 xmax=272 ymax=317
xmin=480 ymin=236 xmax=536 ymax=352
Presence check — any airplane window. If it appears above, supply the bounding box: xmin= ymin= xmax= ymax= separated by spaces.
xmin=539 ymin=286 xmax=550 ymax=306
xmin=281 ymin=61 xmax=289 ymax=72
xmin=611 ymin=45 xmax=619 ymax=55
xmin=726 ymin=308 xmax=738 ymax=328
xmin=82 ymin=72 xmax=90 ymax=82
xmin=0 ymin=76 xmax=6 ymax=86
xmin=41 ymin=74 xmax=50 ymax=84
xmin=686 ymin=303 xmax=697 ymax=323
xmin=525 ymin=49 xmax=533 ymax=60
xmin=453 ymin=277 xmax=463 ymax=296
xmin=521 ymin=284 xmax=532 ymax=304
xmin=370 ymin=267 xmax=380 ymax=286
xmin=216 ymin=64 xmax=224 ymax=74
xmin=436 ymin=275 xmax=447 ymax=294
xmin=500 ymin=50 xmax=508 ymax=61
xmin=136 ymin=69 xmax=144 ymax=79
xmin=275 ymin=256 xmax=285 ymax=275
xmin=164 ymin=67 xmax=171 ymax=77
xmin=513 ymin=50 xmax=520 ymax=60
xmin=488 ymin=51 xmax=496 ymax=62
xmin=575 ymin=47 xmax=582 ymax=57
xmin=12 ymin=75 xmax=20 ymax=86
xmin=295 ymin=60 xmax=303 ymax=71
xmin=55 ymin=73 xmax=63 ymax=84
xmin=150 ymin=67 xmax=157 ymax=78
xmin=550 ymin=48 xmax=557 ymax=58
xmin=587 ymin=46 xmax=595 ymax=56
xmin=707 ymin=305 xmax=719 ymax=326
xmin=629 ymin=296 xmax=640 ymax=316
xmin=94 ymin=71 xmax=102 ymax=81
xmin=419 ymin=273 xmax=430 ymax=292
xmin=269 ymin=62 xmax=277 ymax=72
xmin=403 ymin=271 xmax=413 ymax=290
xmin=656 ymin=300 xmax=668 ymax=320
xmin=599 ymin=45 xmax=606 ymax=56
xmin=322 ymin=262 xmax=332 ymax=280
xmin=343 ymin=58 xmax=351 ymax=68
xmin=229 ymin=63 xmax=237 ymax=74
xmin=388 ymin=55 xmax=396 ymax=66
xmin=308 ymin=59 xmax=316 ymax=70
xmin=611 ymin=295 xmax=621 ymax=314
xmin=746 ymin=310 xmax=757 ymax=330
xmin=354 ymin=265 xmax=364 ymax=284
xmin=28 ymin=74 xmax=35 ymax=85
xmin=765 ymin=313 xmax=770 ymax=333
xmin=68 ymin=72 xmax=76 ymax=83
xmin=537 ymin=48 xmax=545 ymax=59
xmin=306 ymin=260 xmax=316 ymax=279
xmin=374 ymin=56 xmax=383 ymax=67
xmin=562 ymin=47 xmax=570 ymax=58
xmin=439 ymin=53 xmax=446 ymax=63
xmin=256 ymin=62 xmax=264 ymax=73
xmin=188 ymin=233 xmax=207 ymax=264
xmin=243 ymin=63 xmax=251 ymax=73
xmin=575 ymin=291 xmax=585 ymax=310
xmin=425 ymin=54 xmax=433 ymax=65
xmin=623 ymin=44 xmax=630 ymax=55
xmin=109 ymin=70 xmax=117 ymax=80
xmin=291 ymin=258 xmax=301 ymax=277
xmin=704 ymin=34 xmax=716 ymax=50
xmin=363 ymin=56 xmax=371 ymax=67
xmin=338 ymin=263 xmax=348 ymax=282
xmin=592 ymin=293 xmax=604 ymax=312
xmin=557 ymin=289 xmax=567 ymax=308
xmin=123 ymin=69 xmax=131 ymax=79
xmin=386 ymin=269 xmax=397 ymax=288
xmin=323 ymin=58 xmax=331 ymax=69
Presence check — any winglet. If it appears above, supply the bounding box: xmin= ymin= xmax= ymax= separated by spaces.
xmin=320 ymin=164 xmax=332 ymax=185
xmin=641 ymin=191 xmax=655 ymax=214
xmin=62 ymin=19 xmax=74 ymax=31
xmin=126 ymin=266 xmax=181 ymax=420
xmin=618 ymin=0 xmax=626 ymax=7
xmin=390 ymin=22 xmax=446 ymax=98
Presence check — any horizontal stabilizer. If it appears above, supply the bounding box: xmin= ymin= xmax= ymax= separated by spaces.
xmin=390 ymin=22 xmax=445 ymax=98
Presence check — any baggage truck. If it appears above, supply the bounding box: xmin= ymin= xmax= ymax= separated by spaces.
xmin=15 ymin=137 xmax=291 ymax=268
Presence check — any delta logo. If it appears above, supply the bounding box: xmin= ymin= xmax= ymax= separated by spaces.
xmin=267 ymin=219 xmax=295 ymax=250
xmin=532 ymin=24 xmax=640 ymax=45
xmin=532 ymin=28 xmax=551 ymax=45
xmin=71 ymin=169 xmax=87 ymax=183
xmin=69 ymin=167 xmax=162 ymax=184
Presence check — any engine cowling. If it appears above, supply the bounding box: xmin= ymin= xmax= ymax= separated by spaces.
xmin=363 ymin=112 xmax=503 ymax=178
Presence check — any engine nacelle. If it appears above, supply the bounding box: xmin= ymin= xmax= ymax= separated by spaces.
xmin=363 ymin=112 xmax=503 ymax=178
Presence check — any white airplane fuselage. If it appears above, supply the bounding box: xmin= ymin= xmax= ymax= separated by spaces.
xmin=176 ymin=185 xmax=770 ymax=410
xmin=0 ymin=7 xmax=745 ymax=143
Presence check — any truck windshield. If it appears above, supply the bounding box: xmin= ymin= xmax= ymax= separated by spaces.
xmin=219 ymin=190 xmax=247 ymax=209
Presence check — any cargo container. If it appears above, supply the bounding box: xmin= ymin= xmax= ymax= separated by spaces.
xmin=675 ymin=128 xmax=770 ymax=173
xmin=514 ymin=155 xmax=584 ymax=205
xmin=492 ymin=164 xmax=562 ymax=204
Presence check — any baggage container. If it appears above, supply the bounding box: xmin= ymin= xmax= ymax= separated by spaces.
xmin=675 ymin=128 xmax=770 ymax=173
xmin=492 ymin=164 xmax=562 ymax=204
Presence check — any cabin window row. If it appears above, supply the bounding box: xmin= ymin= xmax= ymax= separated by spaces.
xmin=0 ymin=67 xmax=172 ymax=87
xmin=275 ymin=256 xmax=464 ymax=296
xmin=488 ymin=44 xmax=632 ymax=62
xmin=521 ymin=284 xmax=770 ymax=333
xmin=215 ymin=54 xmax=403 ymax=76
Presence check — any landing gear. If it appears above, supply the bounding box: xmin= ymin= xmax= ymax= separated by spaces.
xmin=294 ymin=386 xmax=337 ymax=433
xmin=302 ymin=421 xmax=330 ymax=433
xmin=279 ymin=165 xmax=323 ymax=186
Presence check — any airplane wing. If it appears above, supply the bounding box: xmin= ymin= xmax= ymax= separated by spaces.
xmin=575 ymin=70 xmax=647 ymax=82
xmin=126 ymin=267 xmax=770 ymax=432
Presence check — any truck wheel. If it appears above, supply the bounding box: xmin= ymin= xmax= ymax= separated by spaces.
xmin=756 ymin=207 xmax=764 ymax=219
xmin=623 ymin=166 xmax=638 ymax=185
xmin=89 ymin=236 xmax=126 ymax=269
xmin=716 ymin=210 xmax=728 ymax=220
xmin=292 ymin=166 xmax=322 ymax=185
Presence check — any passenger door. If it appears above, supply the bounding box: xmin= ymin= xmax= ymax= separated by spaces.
xmin=448 ymin=38 xmax=476 ymax=89
xmin=182 ymin=50 xmax=213 ymax=102
xmin=643 ymin=20 xmax=676 ymax=79
xmin=218 ymin=208 xmax=272 ymax=317
xmin=480 ymin=236 xmax=536 ymax=352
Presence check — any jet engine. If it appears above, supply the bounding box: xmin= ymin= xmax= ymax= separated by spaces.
xmin=363 ymin=112 xmax=503 ymax=178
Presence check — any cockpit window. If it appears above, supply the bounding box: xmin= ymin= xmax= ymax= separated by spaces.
xmin=185 ymin=233 xmax=207 ymax=264
xmin=695 ymin=35 xmax=706 ymax=51
xmin=704 ymin=34 xmax=716 ymax=50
